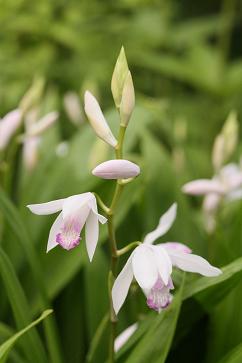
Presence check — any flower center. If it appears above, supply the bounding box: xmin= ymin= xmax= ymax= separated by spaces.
xmin=56 ymin=217 xmax=81 ymax=250
xmin=146 ymin=278 xmax=173 ymax=313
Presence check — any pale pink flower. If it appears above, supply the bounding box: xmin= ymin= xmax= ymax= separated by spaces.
xmin=27 ymin=193 xmax=107 ymax=260
xmin=92 ymin=159 xmax=140 ymax=179
xmin=0 ymin=109 xmax=22 ymax=150
xmin=112 ymin=204 xmax=221 ymax=314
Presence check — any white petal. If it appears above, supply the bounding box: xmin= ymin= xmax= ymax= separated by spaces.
xmin=46 ymin=213 xmax=63 ymax=252
xmin=182 ymin=179 xmax=225 ymax=195
xmin=112 ymin=255 xmax=134 ymax=315
xmin=85 ymin=210 xmax=99 ymax=262
xmin=143 ymin=203 xmax=177 ymax=245
xmin=88 ymin=197 xmax=107 ymax=224
xmin=0 ymin=109 xmax=22 ymax=150
xmin=132 ymin=245 xmax=158 ymax=289
xmin=226 ymin=188 xmax=242 ymax=202
xmin=162 ymin=242 xmax=192 ymax=254
xmin=27 ymin=198 xmax=65 ymax=215
xmin=167 ymin=250 xmax=222 ymax=276
xmin=84 ymin=91 xmax=117 ymax=147
xmin=203 ymin=193 xmax=221 ymax=212
xmin=151 ymin=246 xmax=172 ymax=285
xmin=114 ymin=323 xmax=138 ymax=352
xmin=62 ymin=193 xmax=93 ymax=219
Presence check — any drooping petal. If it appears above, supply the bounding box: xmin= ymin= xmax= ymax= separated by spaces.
xmin=151 ymin=245 xmax=172 ymax=285
xmin=114 ymin=323 xmax=138 ymax=352
xmin=92 ymin=159 xmax=140 ymax=180
xmin=84 ymin=91 xmax=118 ymax=147
xmin=162 ymin=242 xmax=192 ymax=254
xmin=132 ymin=245 xmax=158 ymax=290
xmin=27 ymin=198 xmax=65 ymax=215
xmin=46 ymin=212 xmax=64 ymax=252
xmin=62 ymin=193 xmax=93 ymax=219
xmin=143 ymin=203 xmax=177 ymax=244
xmin=112 ymin=255 xmax=134 ymax=314
xmin=85 ymin=210 xmax=99 ymax=261
xmin=167 ymin=250 xmax=222 ymax=277
xmin=182 ymin=179 xmax=225 ymax=195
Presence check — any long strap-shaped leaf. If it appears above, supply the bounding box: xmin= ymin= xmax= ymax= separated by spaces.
xmin=119 ymin=273 xmax=185 ymax=363
xmin=0 ymin=188 xmax=63 ymax=363
xmin=0 ymin=247 xmax=47 ymax=363
xmin=0 ymin=310 xmax=52 ymax=363
xmin=218 ymin=342 xmax=242 ymax=363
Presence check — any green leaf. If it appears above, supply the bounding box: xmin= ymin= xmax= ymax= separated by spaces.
xmin=0 ymin=310 xmax=52 ymax=363
xmin=183 ymin=257 xmax=242 ymax=307
xmin=0 ymin=247 xmax=47 ymax=363
xmin=218 ymin=342 xmax=242 ymax=363
xmin=118 ymin=274 xmax=185 ymax=363
xmin=0 ymin=188 xmax=63 ymax=363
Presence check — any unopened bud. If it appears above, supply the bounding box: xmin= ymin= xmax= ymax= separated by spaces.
xmin=120 ymin=71 xmax=135 ymax=126
xmin=84 ymin=91 xmax=117 ymax=148
xmin=111 ymin=47 xmax=129 ymax=108
xmin=63 ymin=92 xmax=83 ymax=126
xmin=92 ymin=159 xmax=140 ymax=179
xmin=222 ymin=110 xmax=238 ymax=158
xmin=19 ymin=77 xmax=45 ymax=114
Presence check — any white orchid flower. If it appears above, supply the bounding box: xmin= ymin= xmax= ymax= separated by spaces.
xmin=0 ymin=109 xmax=22 ymax=150
xmin=182 ymin=162 xmax=242 ymax=232
xmin=27 ymin=193 xmax=107 ymax=260
xmin=112 ymin=203 xmax=221 ymax=315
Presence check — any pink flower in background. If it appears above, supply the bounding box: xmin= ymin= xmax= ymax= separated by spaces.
xmin=182 ymin=163 xmax=242 ymax=232
xmin=22 ymin=110 xmax=59 ymax=170
xmin=112 ymin=204 xmax=221 ymax=314
xmin=0 ymin=109 xmax=22 ymax=150
xmin=92 ymin=159 xmax=140 ymax=179
xmin=27 ymin=193 xmax=107 ymax=260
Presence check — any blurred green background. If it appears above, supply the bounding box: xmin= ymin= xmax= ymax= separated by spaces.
xmin=1 ymin=0 xmax=242 ymax=362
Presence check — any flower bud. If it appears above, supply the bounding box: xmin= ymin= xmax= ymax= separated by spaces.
xmin=84 ymin=91 xmax=117 ymax=147
xmin=111 ymin=47 xmax=129 ymax=108
xmin=120 ymin=71 xmax=135 ymax=126
xmin=92 ymin=159 xmax=140 ymax=179
xmin=19 ymin=77 xmax=45 ymax=114
xmin=63 ymin=91 xmax=83 ymax=126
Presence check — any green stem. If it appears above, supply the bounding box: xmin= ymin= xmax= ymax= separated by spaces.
xmin=117 ymin=241 xmax=141 ymax=256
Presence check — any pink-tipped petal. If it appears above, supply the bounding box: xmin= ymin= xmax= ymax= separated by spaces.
xmin=162 ymin=242 xmax=192 ymax=254
xmin=92 ymin=159 xmax=140 ymax=180
xmin=182 ymin=179 xmax=225 ymax=195
xmin=143 ymin=203 xmax=177 ymax=245
xmin=112 ymin=255 xmax=134 ymax=315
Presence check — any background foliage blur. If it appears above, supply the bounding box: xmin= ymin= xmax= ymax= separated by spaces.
xmin=1 ymin=0 xmax=242 ymax=362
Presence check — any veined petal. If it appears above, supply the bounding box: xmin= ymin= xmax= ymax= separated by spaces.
xmin=112 ymin=255 xmax=134 ymax=315
xmin=132 ymin=245 xmax=158 ymax=290
xmin=162 ymin=242 xmax=192 ymax=254
xmin=62 ymin=193 xmax=93 ymax=219
xmin=151 ymin=246 xmax=172 ymax=285
xmin=84 ymin=91 xmax=118 ymax=147
xmin=167 ymin=250 xmax=222 ymax=277
xmin=143 ymin=203 xmax=177 ymax=245
xmin=46 ymin=212 xmax=63 ymax=252
xmin=182 ymin=179 xmax=225 ymax=195
xmin=85 ymin=210 xmax=99 ymax=261
xmin=27 ymin=198 xmax=65 ymax=215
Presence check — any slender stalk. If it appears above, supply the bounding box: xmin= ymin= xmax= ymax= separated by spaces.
xmin=107 ymin=124 xmax=127 ymax=363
